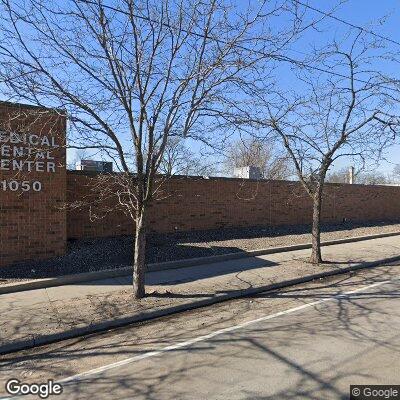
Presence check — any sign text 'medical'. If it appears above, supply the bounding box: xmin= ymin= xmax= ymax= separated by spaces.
xmin=0 ymin=131 xmax=60 ymax=193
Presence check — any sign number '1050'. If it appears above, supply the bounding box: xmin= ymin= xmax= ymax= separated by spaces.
xmin=1 ymin=180 xmax=42 ymax=192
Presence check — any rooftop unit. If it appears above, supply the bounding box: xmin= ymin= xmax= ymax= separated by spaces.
xmin=233 ymin=165 xmax=263 ymax=180
xmin=76 ymin=159 xmax=113 ymax=172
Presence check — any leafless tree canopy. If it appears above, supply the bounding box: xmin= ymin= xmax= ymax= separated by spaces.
xmin=326 ymin=167 xmax=390 ymax=185
xmin=158 ymin=137 xmax=216 ymax=176
xmin=223 ymin=137 xmax=293 ymax=180
xmin=393 ymin=164 xmax=400 ymax=183
xmin=326 ymin=167 xmax=351 ymax=184
xmin=357 ymin=172 xmax=390 ymax=185
xmin=259 ymin=35 xmax=399 ymax=194
xmin=0 ymin=0 xmax=308 ymax=297
xmin=236 ymin=32 xmax=400 ymax=263
xmin=0 ymin=0 xmax=301 ymax=200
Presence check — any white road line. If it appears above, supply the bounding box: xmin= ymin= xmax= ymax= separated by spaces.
xmin=56 ymin=277 xmax=398 ymax=385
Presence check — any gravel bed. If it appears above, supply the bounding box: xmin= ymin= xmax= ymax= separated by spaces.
xmin=1 ymin=220 xmax=400 ymax=284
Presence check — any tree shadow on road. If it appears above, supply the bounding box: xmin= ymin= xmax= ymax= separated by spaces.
xmin=0 ymin=264 xmax=399 ymax=399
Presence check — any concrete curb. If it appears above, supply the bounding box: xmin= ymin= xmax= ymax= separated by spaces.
xmin=1 ymin=253 xmax=400 ymax=356
xmin=1 ymin=230 xmax=400 ymax=295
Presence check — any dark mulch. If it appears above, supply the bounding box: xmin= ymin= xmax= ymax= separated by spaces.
xmin=1 ymin=220 xmax=399 ymax=283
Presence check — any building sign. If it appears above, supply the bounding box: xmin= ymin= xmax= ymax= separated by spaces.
xmin=0 ymin=131 xmax=60 ymax=192
xmin=0 ymin=101 xmax=67 ymax=268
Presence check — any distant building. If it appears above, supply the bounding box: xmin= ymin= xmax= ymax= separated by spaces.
xmin=75 ymin=159 xmax=113 ymax=172
xmin=233 ymin=165 xmax=263 ymax=179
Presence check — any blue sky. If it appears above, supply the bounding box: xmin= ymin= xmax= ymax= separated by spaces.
xmin=196 ymin=0 xmax=400 ymax=176
xmin=1 ymin=0 xmax=399 ymax=175
xmin=286 ymin=0 xmax=400 ymax=175
xmin=332 ymin=0 xmax=400 ymax=174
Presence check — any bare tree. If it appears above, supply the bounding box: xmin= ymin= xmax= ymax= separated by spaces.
xmin=326 ymin=167 xmax=350 ymax=184
xmin=326 ymin=167 xmax=390 ymax=185
xmin=223 ymin=137 xmax=293 ymax=179
xmin=393 ymin=164 xmax=400 ymax=183
xmin=159 ymin=137 xmax=215 ymax=176
xmin=356 ymin=171 xmax=390 ymax=185
xmin=243 ymin=33 xmax=400 ymax=264
xmin=0 ymin=0 xmax=305 ymax=297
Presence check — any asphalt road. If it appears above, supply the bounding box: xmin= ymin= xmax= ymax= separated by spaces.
xmin=0 ymin=263 xmax=399 ymax=400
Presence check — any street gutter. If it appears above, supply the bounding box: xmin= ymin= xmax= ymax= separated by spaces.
xmin=0 ymin=247 xmax=400 ymax=355
xmin=1 ymin=253 xmax=400 ymax=355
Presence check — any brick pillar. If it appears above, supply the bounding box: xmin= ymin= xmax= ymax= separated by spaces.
xmin=0 ymin=101 xmax=67 ymax=267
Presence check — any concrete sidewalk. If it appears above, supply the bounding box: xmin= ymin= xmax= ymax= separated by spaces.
xmin=1 ymin=235 xmax=400 ymax=355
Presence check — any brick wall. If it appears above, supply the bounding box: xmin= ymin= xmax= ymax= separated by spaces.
xmin=1 ymin=96 xmax=399 ymax=269
xmin=66 ymin=171 xmax=400 ymax=239
xmin=0 ymin=102 xmax=66 ymax=267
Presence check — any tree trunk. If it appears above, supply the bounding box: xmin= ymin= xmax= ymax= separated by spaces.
xmin=133 ymin=212 xmax=146 ymax=299
xmin=310 ymin=190 xmax=323 ymax=264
